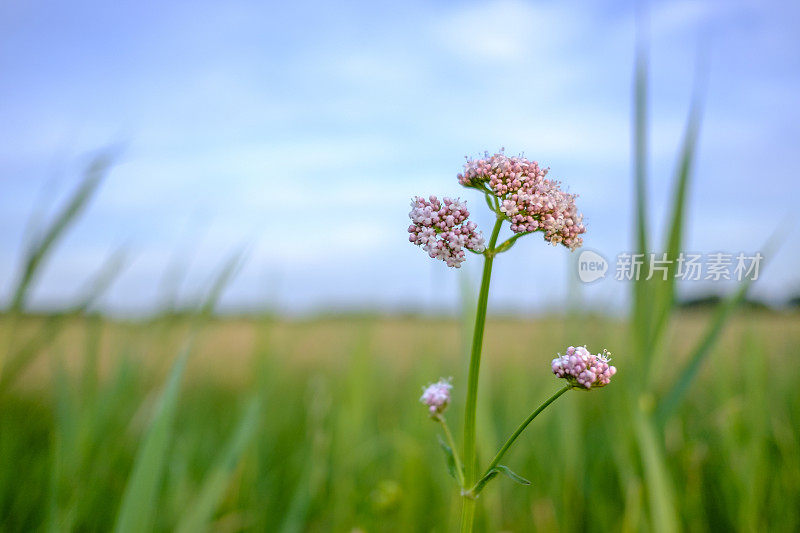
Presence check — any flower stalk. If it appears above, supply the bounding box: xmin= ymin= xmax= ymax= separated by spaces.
xmin=434 ymin=415 xmax=465 ymax=488
xmin=472 ymin=385 xmax=570 ymax=495
xmin=462 ymin=216 xmax=502 ymax=478
xmin=410 ymin=150 xmax=614 ymax=533
xmin=459 ymin=215 xmax=502 ymax=531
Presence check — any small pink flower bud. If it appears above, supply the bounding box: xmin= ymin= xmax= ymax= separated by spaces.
xmin=420 ymin=378 xmax=453 ymax=416
xmin=551 ymin=346 xmax=616 ymax=390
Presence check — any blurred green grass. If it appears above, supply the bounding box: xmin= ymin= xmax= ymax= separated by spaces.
xmin=1 ymin=311 xmax=798 ymax=531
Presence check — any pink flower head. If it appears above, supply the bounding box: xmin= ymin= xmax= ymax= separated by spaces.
xmin=551 ymin=346 xmax=616 ymax=390
xmin=408 ymin=195 xmax=485 ymax=268
xmin=420 ymin=378 xmax=453 ymax=416
xmin=457 ymin=149 xmax=586 ymax=250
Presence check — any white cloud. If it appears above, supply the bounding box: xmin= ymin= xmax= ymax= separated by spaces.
xmin=435 ymin=0 xmax=577 ymax=63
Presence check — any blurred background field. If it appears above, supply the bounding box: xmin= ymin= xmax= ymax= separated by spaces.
xmin=3 ymin=0 xmax=800 ymax=531
xmin=2 ymin=311 xmax=799 ymax=531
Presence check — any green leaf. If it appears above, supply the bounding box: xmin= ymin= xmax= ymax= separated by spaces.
xmin=437 ymin=435 xmax=457 ymax=481
xmin=113 ymin=343 xmax=190 ymax=533
xmin=494 ymin=232 xmax=528 ymax=255
xmin=495 ymin=465 xmax=531 ymax=485
xmin=472 ymin=469 xmax=499 ymax=495
xmin=471 ymin=465 xmax=531 ymax=496
xmin=483 ymin=192 xmax=496 ymax=212
xmin=176 ymin=396 xmax=262 ymax=533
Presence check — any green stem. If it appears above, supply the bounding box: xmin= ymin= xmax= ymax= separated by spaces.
xmin=477 ymin=385 xmax=570 ymax=486
xmin=460 ymin=498 xmax=476 ymax=533
xmin=435 ymin=415 xmax=465 ymax=488
xmin=494 ymin=231 xmax=529 ymax=254
xmin=461 ymin=216 xmax=503 ymax=532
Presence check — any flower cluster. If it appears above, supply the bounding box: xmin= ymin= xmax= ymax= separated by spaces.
xmin=457 ymin=150 xmax=586 ymax=250
xmin=408 ymin=196 xmax=485 ymax=268
xmin=420 ymin=378 xmax=452 ymax=416
xmin=551 ymin=346 xmax=616 ymax=389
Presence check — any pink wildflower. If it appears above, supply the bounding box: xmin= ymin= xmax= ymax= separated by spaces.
xmin=551 ymin=346 xmax=616 ymax=389
xmin=420 ymin=378 xmax=453 ymax=416
xmin=408 ymin=195 xmax=485 ymax=268
xmin=457 ymin=149 xmax=586 ymax=250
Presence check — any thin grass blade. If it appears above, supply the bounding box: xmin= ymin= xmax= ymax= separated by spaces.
xmin=113 ymin=342 xmax=190 ymax=533
xmin=47 ymin=353 xmax=78 ymax=533
xmin=631 ymin=35 xmax=653 ymax=362
xmin=8 ymin=155 xmax=111 ymax=313
xmin=175 ymin=396 xmax=261 ymax=533
xmin=197 ymin=248 xmax=248 ymax=320
xmin=0 ymin=250 xmax=127 ymax=395
xmin=648 ymin=80 xmax=704 ymax=369
xmin=654 ymin=278 xmax=750 ymax=425
xmin=643 ymin=98 xmax=702 ymax=386
xmin=634 ymin=410 xmax=678 ymax=533
xmin=656 ymin=227 xmax=780 ymax=424
xmin=0 ymin=247 xmax=129 ymax=396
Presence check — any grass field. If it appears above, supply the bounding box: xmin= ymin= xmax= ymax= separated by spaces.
xmin=1 ymin=311 xmax=798 ymax=531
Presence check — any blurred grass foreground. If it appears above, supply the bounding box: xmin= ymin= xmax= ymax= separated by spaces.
xmin=1 ymin=312 xmax=799 ymax=531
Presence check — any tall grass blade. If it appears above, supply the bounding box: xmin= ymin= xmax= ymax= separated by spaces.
xmin=634 ymin=410 xmax=678 ymax=533
xmin=113 ymin=249 xmax=244 ymax=531
xmin=0 ymin=247 xmax=129 ymax=396
xmin=197 ymin=248 xmax=248 ymax=320
xmin=0 ymin=317 xmax=61 ymax=396
xmin=656 ymin=228 xmax=779 ymax=425
xmin=654 ymin=279 xmax=750 ymax=426
xmin=628 ymin=11 xmax=679 ymax=530
xmin=8 ymin=155 xmax=111 ymax=313
xmin=73 ymin=246 xmax=130 ymax=312
xmin=47 ymin=352 xmax=78 ymax=533
xmin=176 ymin=396 xmax=261 ymax=533
xmin=113 ymin=342 xmax=190 ymax=533
xmin=157 ymin=255 xmax=191 ymax=316
xmin=631 ymin=31 xmax=652 ymax=363
xmin=646 ymin=87 xmax=703 ymax=378
xmin=279 ymin=376 xmax=331 ymax=533
xmin=633 ymin=39 xmax=649 ymax=261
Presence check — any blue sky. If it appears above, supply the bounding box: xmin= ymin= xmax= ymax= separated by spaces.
xmin=1 ymin=0 xmax=799 ymax=314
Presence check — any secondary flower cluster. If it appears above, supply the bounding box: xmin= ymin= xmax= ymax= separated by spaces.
xmin=420 ymin=378 xmax=452 ymax=416
xmin=551 ymin=345 xmax=616 ymax=389
xmin=457 ymin=150 xmax=586 ymax=250
xmin=408 ymin=196 xmax=485 ymax=268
